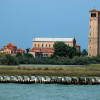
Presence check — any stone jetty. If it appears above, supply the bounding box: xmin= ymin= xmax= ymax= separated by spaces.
xmin=0 ymin=76 xmax=100 ymax=85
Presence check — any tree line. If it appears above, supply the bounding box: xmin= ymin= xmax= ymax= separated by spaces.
xmin=1 ymin=41 xmax=99 ymax=65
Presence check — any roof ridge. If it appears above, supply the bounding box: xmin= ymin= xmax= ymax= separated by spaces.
xmin=33 ymin=38 xmax=75 ymax=42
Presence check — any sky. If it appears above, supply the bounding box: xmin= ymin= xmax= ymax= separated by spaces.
xmin=0 ymin=0 xmax=100 ymax=51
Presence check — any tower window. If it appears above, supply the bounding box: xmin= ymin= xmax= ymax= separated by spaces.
xmin=91 ymin=13 xmax=96 ymax=17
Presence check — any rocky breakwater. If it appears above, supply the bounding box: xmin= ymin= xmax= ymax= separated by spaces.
xmin=0 ymin=76 xmax=100 ymax=85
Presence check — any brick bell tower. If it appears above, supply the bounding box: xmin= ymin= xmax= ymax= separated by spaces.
xmin=88 ymin=9 xmax=100 ymax=57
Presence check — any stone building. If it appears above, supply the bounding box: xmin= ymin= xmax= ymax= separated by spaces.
xmin=88 ymin=9 xmax=100 ymax=57
xmin=0 ymin=43 xmax=25 ymax=55
xmin=29 ymin=37 xmax=80 ymax=57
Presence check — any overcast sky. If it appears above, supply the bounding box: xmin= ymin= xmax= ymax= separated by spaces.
xmin=0 ymin=0 xmax=100 ymax=51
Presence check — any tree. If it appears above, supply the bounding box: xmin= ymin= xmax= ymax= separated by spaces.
xmin=68 ymin=46 xmax=81 ymax=58
xmin=16 ymin=52 xmax=22 ymax=57
xmin=82 ymin=49 xmax=88 ymax=57
xmin=0 ymin=54 xmax=19 ymax=65
xmin=53 ymin=41 xmax=81 ymax=58
xmin=53 ymin=41 xmax=70 ymax=57
xmin=26 ymin=48 xmax=30 ymax=54
xmin=25 ymin=53 xmax=33 ymax=58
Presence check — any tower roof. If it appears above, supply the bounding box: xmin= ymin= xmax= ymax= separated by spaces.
xmin=89 ymin=9 xmax=99 ymax=12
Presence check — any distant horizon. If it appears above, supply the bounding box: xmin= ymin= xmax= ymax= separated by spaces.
xmin=0 ymin=0 xmax=100 ymax=51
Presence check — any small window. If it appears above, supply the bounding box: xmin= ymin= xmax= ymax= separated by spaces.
xmin=90 ymin=26 xmax=91 ymax=28
xmin=90 ymin=19 xmax=92 ymax=21
xmin=35 ymin=44 xmax=36 ymax=47
xmin=91 ymin=13 xmax=96 ymax=17
xmin=46 ymin=44 xmax=47 ymax=47
xmin=42 ymin=44 xmax=43 ymax=47
xmin=38 ymin=44 xmax=40 ymax=47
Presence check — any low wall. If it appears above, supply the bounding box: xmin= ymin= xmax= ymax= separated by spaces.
xmin=0 ymin=76 xmax=100 ymax=85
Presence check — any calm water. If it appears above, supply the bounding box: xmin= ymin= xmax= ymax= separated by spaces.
xmin=19 ymin=64 xmax=81 ymax=66
xmin=0 ymin=84 xmax=100 ymax=100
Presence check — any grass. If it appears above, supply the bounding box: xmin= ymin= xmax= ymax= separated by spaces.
xmin=0 ymin=64 xmax=100 ymax=77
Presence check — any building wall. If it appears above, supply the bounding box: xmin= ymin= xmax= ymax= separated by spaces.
xmin=0 ymin=49 xmax=16 ymax=55
xmin=75 ymin=46 xmax=80 ymax=52
xmin=29 ymin=52 xmax=35 ymax=57
xmin=32 ymin=41 xmax=74 ymax=49
xmin=99 ymin=12 xmax=100 ymax=54
xmin=88 ymin=11 xmax=99 ymax=57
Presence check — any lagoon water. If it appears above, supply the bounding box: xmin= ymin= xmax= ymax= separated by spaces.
xmin=0 ymin=84 xmax=100 ymax=100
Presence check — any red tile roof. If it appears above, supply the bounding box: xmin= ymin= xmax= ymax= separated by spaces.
xmin=16 ymin=48 xmax=25 ymax=51
xmin=4 ymin=43 xmax=16 ymax=47
xmin=75 ymin=44 xmax=80 ymax=47
xmin=29 ymin=48 xmax=54 ymax=53
xmin=41 ymin=48 xmax=54 ymax=53
xmin=89 ymin=9 xmax=99 ymax=12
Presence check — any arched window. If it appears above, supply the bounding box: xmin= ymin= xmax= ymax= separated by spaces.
xmin=46 ymin=44 xmax=47 ymax=47
xmin=35 ymin=44 xmax=36 ymax=47
xmin=38 ymin=44 xmax=40 ymax=47
xmin=11 ymin=51 xmax=13 ymax=54
xmin=49 ymin=44 xmax=51 ymax=47
xmin=42 ymin=44 xmax=43 ymax=47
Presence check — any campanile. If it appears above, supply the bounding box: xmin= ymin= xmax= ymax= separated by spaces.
xmin=88 ymin=9 xmax=100 ymax=57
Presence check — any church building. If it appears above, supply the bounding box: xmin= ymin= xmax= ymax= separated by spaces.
xmin=0 ymin=43 xmax=25 ymax=55
xmin=29 ymin=37 xmax=80 ymax=57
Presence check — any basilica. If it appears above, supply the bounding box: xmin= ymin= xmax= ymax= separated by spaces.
xmin=29 ymin=37 xmax=80 ymax=57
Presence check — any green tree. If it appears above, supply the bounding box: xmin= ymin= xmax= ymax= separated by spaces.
xmin=0 ymin=54 xmax=19 ymax=65
xmin=53 ymin=41 xmax=70 ymax=57
xmin=25 ymin=53 xmax=33 ymax=58
xmin=68 ymin=46 xmax=81 ymax=58
xmin=82 ymin=49 xmax=88 ymax=57
xmin=16 ymin=52 xmax=22 ymax=57
xmin=53 ymin=42 xmax=81 ymax=58
xmin=26 ymin=48 xmax=30 ymax=54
